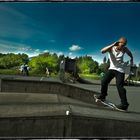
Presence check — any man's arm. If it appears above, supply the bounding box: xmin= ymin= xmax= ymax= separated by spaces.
xmin=124 ymin=47 xmax=134 ymax=66
xmin=101 ymin=42 xmax=117 ymax=54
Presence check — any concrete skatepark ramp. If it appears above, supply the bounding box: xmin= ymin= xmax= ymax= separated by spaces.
xmin=0 ymin=76 xmax=140 ymax=137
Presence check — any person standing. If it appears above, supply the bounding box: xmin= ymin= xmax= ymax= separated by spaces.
xmin=96 ymin=37 xmax=133 ymax=111
xmin=46 ymin=67 xmax=49 ymax=77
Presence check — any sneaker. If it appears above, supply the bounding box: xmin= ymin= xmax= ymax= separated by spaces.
xmin=115 ymin=103 xmax=129 ymax=111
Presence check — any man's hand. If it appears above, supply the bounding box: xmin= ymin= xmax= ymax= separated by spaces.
xmin=113 ymin=41 xmax=119 ymax=46
xmin=101 ymin=41 xmax=117 ymax=54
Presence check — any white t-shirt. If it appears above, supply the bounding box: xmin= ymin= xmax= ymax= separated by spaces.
xmin=108 ymin=46 xmax=126 ymax=73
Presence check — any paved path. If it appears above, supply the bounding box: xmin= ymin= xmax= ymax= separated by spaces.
xmin=72 ymin=83 xmax=140 ymax=113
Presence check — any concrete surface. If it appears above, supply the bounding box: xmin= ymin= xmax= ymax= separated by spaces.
xmin=0 ymin=78 xmax=99 ymax=106
xmin=0 ymin=92 xmax=139 ymax=120
xmin=0 ymin=93 xmax=140 ymax=137
xmin=72 ymin=83 xmax=140 ymax=113
xmin=0 ymin=74 xmax=140 ymax=137
xmin=1 ymin=76 xmax=140 ymax=112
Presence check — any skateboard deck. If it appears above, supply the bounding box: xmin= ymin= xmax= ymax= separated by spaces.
xmin=93 ymin=94 xmax=127 ymax=112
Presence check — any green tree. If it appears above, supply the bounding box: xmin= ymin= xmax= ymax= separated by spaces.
xmin=29 ymin=52 xmax=59 ymax=74
xmin=99 ymin=63 xmax=109 ymax=73
xmin=77 ymin=55 xmax=99 ymax=74
xmin=0 ymin=53 xmax=28 ymax=68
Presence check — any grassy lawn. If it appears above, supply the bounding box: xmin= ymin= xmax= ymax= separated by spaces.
xmin=1 ymin=69 xmax=140 ymax=82
xmin=0 ymin=69 xmax=100 ymax=80
xmin=80 ymin=73 xmax=101 ymax=80
xmin=0 ymin=68 xmax=58 ymax=77
xmin=0 ymin=69 xmax=19 ymax=75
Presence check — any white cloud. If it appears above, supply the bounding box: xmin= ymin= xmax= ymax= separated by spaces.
xmin=30 ymin=49 xmax=64 ymax=57
xmin=69 ymin=45 xmax=82 ymax=52
xmin=43 ymin=50 xmax=49 ymax=53
xmin=43 ymin=50 xmax=63 ymax=56
xmin=0 ymin=40 xmax=32 ymax=54
xmin=57 ymin=51 xmax=64 ymax=56
xmin=35 ymin=49 xmax=40 ymax=52
xmin=0 ymin=39 xmax=65 ymax=58
xmin=67 ymin=52 xmax=77 ymax=59
xmin=69 ymin=52 xmax=73 ymax=56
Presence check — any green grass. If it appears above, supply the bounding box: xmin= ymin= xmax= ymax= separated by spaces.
xmin=0 ymin=69 xmax=100 ymax=80
xmin=0 ymin=69 xmax=19 ymax=75
xmin=131 ymin=76 xmax=140 ymax=81
xmin=0 ymin=68 xmax=58 ymax=78
xmin=80 ymin=73 xmax=101 ymax=80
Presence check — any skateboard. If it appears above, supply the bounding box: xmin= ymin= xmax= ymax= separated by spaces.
xmin=93 ymin=94 xmax=127 ymax=112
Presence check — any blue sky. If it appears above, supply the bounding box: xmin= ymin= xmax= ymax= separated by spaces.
xmin=0 ymin=2 xmax=140 ymax=65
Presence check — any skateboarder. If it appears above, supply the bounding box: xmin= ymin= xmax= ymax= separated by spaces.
xmin=96 ymin=37 xmax=133 ymax=111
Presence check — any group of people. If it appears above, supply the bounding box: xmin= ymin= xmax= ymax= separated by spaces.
xmin=19 ymin=64 xmax=50 ymax=77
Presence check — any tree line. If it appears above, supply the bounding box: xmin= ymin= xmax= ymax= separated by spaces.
xmin=1 ymin=52 xmax=139 ymax=75
xmin=0 ymin=53 xmax=28 ymax=69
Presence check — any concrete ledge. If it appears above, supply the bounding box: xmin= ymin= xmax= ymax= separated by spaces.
xmin=0 ymin=111 xmax=139 ymax=137
xmin=0 ymin=77 xmax=140 ymax=137
xmin=0 ymin=103 xmax=140 ymax=122
xmin=0 ymin=116 xmax=68 ymax=137
xmin=0 ymin=116 xmax=139 ymax=137
xmin=0 ymin=93 xmax=139 ymax=137
xmin=71 ymin=116 xmax=140 ymax=137
xmin=0 ymin=79 xmax=99 ymax=105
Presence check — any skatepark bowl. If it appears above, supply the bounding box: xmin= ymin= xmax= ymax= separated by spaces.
xmin=0 ymin=76 xmax=140 ymax=137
